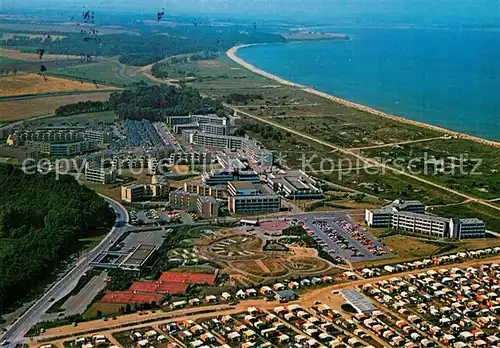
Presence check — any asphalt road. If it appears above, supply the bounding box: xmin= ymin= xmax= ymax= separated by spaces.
xmin=1 ymin=195 xmax=129 ymax=347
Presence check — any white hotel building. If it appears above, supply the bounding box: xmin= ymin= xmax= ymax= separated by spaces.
xmin=365 ymin=199 xmax=485 ymax=239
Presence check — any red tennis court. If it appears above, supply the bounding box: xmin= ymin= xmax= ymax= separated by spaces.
xmin=101 ymin=291 xmax=163 ymax=304
xmin=130 ymin=281 xmax=188 ymax=295
xmin=159 ymin=271 xmax=216 ymax=285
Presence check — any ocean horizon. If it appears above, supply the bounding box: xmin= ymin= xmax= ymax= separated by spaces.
xmin=237 ymin=27 xmax=500 ymax=141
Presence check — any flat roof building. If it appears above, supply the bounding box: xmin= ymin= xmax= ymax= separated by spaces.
xmin=202 ymin=169 xmax=260 ymax=186
xmin=227 ymin=181 xmax=281 ymax=214
xmin=120 ymin=244 xmax=158 ymax=272
xmin=365 ymin=198 xmax=485 ymax=239
xmin=187 ymin=131 xmax=243 ymax=149
xmin=184 ymin=182 xmax=226 ymax=199
xmin=267 ymin=170 xmax=323 ymax=199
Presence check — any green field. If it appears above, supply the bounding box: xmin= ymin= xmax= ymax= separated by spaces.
xmin=363 ymin=139 xmax=500 ymax=200
xmin=37 ymin=110 xmax=118 ymax=124
xmin=50 ymin=61 xmax=144 ymax=87
xmin=0 ymin=56 xmax=24 ymax=65
xmin=155 ymin=55 xmax=273 ymax=94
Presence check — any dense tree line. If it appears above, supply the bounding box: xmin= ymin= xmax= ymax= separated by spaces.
xmin=54 ymin=100 xmax=110 ymax=117
xmin=0 ymin=165 xmax=115 ymax=313
xmin=118 ymin=53 xmax=164 ymax=66
xmin=109 ymin=85 xmax=223 ymax=121
xmin=1 ymin=27 xmax=285 ymax=66
xmin=235 ymin=119 xmax=288 ymax=142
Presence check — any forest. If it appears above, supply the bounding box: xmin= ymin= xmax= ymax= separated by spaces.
xmin=54 ymin=100 xmax=110 ymax=117
xmin=108 ymin=85 xmax=223 ymax=120
xmin=1 ymin=26 xmax=285 ymax=66
xmin=0 ymin=165 xmax=115 ymax=313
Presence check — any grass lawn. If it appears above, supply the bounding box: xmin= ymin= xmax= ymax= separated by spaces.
xmin=82 ymin=181 xmax=122 ymax=202
xmin=384 ymin=235 xmax=440 ymax=260
xmin=78 ymin=227 xmax=110 ymax=252
xmin=51 ymin=61 xmax=140 ymax=87
xmin=364 ymin=139 xmax=500 ymax=200
xmin=0 ymin=56 xmax=24 ymax=65
xmin=83 ymin=302 xmax=123 ymax=320
xmin=36 ymin=110 xmax=118 ymax=124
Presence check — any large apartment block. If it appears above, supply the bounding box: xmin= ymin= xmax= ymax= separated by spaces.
xmin=23 ymin=139 xmax=98 ymax=157
xmin=202 ymin=169 xmax=260 ymax=186
xmin=390 ymin=211 xmax=450 ymax=238
xmin=168 ymin=190 xmax=219 ymax=218
xmin=169 ymin=151 xmax=212 ymax=165
xmin=241 ymin=138 xmax=274 ymax=167
xmin=186 ymin=131 xmax=243 ymax=149
xmin=197 ymin=196 xmax=219 ymax=218
xmin=85 ymin=163 xmax=117 ymax=184
xmin=11 ymin=128 xmax=111 ymax=144
xmin=365 ymin=199 xmax=426 ymax=228
xmin=184 ymin=182 xmax=226 ymax=199
xmin=169 ymin=114 xmax=229 ymax=136
xmin=227 ymin=181 xmax=281 ymax=214
xmin=365 ymin=199 xmax=485 ymax=239
xmin=121 ymin=176 xmax=169 ymax=202
xmin=169 ymin=190 xmax=199 ymax=209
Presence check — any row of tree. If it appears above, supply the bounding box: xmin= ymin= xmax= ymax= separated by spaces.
xmin=0 ymin=165 xmax=116 ymax=313
xmin=108 ymin=85 xmax=223 ymax=121
xmin=54 ymin=100 xmax=110 ymax=117
xmin=0 ymin=69 xmax=18 ymax=76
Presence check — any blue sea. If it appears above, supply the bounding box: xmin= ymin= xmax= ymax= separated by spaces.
xmin=238 ymin=27 xmax=500 ymax=141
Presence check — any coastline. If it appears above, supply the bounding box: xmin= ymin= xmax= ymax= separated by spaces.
xmin=227 ymin=44 xmax=500 ymax=149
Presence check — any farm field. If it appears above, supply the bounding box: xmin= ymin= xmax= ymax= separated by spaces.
xmin=0 ymin=47 xmax=80 ymax=61
xmin=52 ymin=60 xmax=146 ymax=87
xmin=0 ymin=91 xmax=112 ymax=121
xmin=0 ymin=73 xmax=116 ymax=97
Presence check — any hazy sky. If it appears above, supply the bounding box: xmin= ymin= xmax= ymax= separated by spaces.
xmin=2 ymin=0 xmax=499 ymax=25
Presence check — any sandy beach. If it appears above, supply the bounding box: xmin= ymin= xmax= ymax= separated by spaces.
xmin=227 ymin=45 xmax=500 ymax=148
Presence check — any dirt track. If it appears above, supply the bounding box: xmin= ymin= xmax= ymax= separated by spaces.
xmin=0 ymin=92 xmax=112 ymax=121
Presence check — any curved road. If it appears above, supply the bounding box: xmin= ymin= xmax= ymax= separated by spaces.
xmin=1 ymin=195 xmax=129 ymax=347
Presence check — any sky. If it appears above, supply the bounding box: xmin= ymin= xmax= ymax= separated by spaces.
xmin=2 ymin=0 xmax=499 ymax=26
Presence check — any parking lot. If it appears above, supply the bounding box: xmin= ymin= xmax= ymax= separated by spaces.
xmin=304 ymin=216 xmax=394 ymax=263
xmin=130 ymin=209 xmax=193 ymax=225
xmin=110 ymin=229 xmax=168 ymax=253
xmin=110 ymin=119 xmax=166 ymax=150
